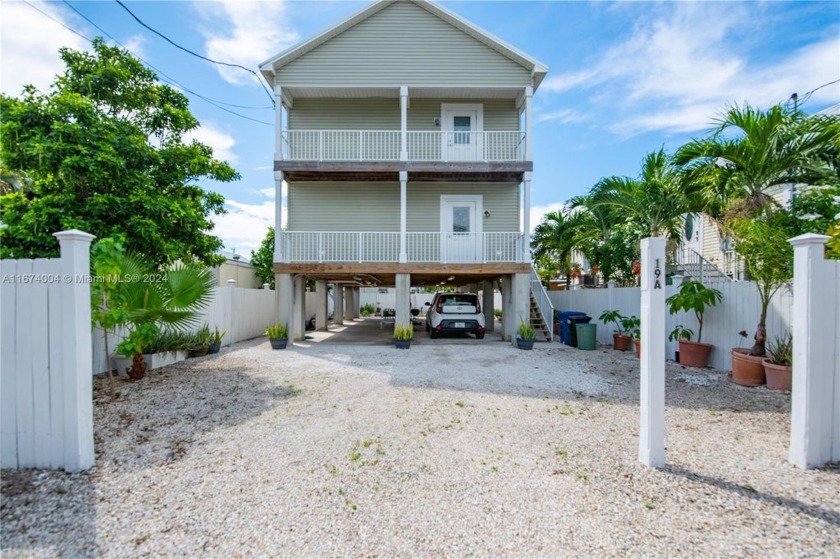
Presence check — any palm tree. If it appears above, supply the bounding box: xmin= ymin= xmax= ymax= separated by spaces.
xmin=586 ymin=149 xmax=703 ymax=240
xmin=674 ymin=104 xmax=838 ymax=222
xmin=531 ymin=210 xmax=577 ymax=286
xmin=675 ymin=104 xmax=838 ymax=356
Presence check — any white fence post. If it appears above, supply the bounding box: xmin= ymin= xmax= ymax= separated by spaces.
xmin=55 ymin=230 xmax=96 ymax=472
xmin=788 ymin=233 xmax=840 ymax=469
xmin=639 ymin=237 xmax=666 ymax=468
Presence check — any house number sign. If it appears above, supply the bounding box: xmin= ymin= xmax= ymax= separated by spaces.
xmin=653 ymin=258 xmax=662 ymax=289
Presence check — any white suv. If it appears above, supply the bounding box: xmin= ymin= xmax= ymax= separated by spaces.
xmin=425 ymin=292 xmax=485 ymax=339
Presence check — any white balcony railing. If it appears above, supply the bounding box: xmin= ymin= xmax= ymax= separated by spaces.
xmin=281 ymin=130 xmax=525 ymax=162
xmin=279 ymin=231 xmax=522 ymax=263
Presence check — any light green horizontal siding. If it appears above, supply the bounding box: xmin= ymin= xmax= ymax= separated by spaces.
xmin=407 ymin=182 xmax=519 ymax=232
xmin=408 ymin=99 xmax=518 ymax=131
xmin=289 ymin=98 xmax=400 ymax=130
xmin=288 ymin=181 xmax=519 ymax=233
xmin=289 ymin=98 xmax=518 ymax=131
xmin=288 ymin=182 xmax=400 ymax=231
xmin=278 ymin=1 xmax=531 ymax=88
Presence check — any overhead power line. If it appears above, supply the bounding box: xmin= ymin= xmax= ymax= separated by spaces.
xmin=787 ymin=78 xmax=840 ymax=111
xmin=114 ymin=0 xmax=275 ymax=106
xmin=23 ymin=0 xmax=272 ymax=126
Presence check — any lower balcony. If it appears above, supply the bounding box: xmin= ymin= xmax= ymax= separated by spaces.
xmin=278 ymin=231 xmax=523 ymax=264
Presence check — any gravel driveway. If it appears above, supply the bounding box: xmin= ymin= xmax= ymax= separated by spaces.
xmin=2 ymin=337 xmax=838 ymax=557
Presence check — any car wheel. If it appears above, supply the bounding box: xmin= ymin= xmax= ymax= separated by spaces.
xmin=476 ymin=332 xmax=485 ymax=340
xmin=425 ymin=321 xmax=430 ymax=332
xmin=430 ymin=330 xmax=437 ymax=339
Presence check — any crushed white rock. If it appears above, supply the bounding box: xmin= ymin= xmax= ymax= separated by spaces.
xmin=2 ymin=339 xmax=838 ymax=558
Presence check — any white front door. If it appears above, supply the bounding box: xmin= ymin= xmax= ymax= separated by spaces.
xmin=441 ymin=195 xmax=482 ymax=263
xmin=442 ymin=104 xmax=483 ymax=162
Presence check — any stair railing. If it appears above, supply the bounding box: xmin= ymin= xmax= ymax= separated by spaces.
xmin=529 ymin=266 xmax=554 ymax=341
xmin=673 ymin=246 xmax=733 ymax=283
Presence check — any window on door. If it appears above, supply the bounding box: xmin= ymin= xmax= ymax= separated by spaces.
xmin=453 ymin=206 xmax=470 ymax=233
xmin=453 ymin=116 xmax=471 ymax=145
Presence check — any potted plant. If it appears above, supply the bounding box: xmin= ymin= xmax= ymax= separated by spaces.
xmin=208 ymin=327 xmax=228 ymax=354
xmin=188 ymin=324 xmax=212 ymax=357
xmin=668 ymin=325 xmax=692 ymax=363
xmin=394 ymin=324 xmax=413 ymax=349
xmin=666 ymin=280 xmax=723 ymax=368
xmin=265 ymin=323 xmax=289 ymax=349
xmin=763 ymin=334 xmax=792 ymax=391
xmin=623 ymin=315 xmax=641 ymax=358
xmin=727 ymin=218 xmax=792 ymax=384
xmin=598 ymin=310 xmax=632 ymax=351
xmin=516 ymin=320 xmax=536 ymax=350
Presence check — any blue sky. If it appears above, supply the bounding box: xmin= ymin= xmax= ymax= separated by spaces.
xmin=2 ymin=0 xmax=838 ymax=254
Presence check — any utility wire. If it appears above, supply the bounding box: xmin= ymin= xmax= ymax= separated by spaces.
xmin=62 ymin=1 xmax=272 ymax=111
xmin=787 ymin=79 xmax=840 ymax=111
xmin=114 ymin=0 xmax=275 ymax=107
xmin=23 ymin=0 xmax=272 ymax=126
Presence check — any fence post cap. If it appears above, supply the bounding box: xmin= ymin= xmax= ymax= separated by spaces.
xmin=227 ymin=279 xmax=237 ymax=287
xmin=788 ymin=233 xmax=830 ymax=247
xmin=53 ymin=229 xmax=96 ymax=243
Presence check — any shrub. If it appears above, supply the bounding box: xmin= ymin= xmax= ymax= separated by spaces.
xmin=361 ymin=303 xmax=375 ymax=317
xmin=517 ymin=320 xmax=535 ymax=340
xmin=265 ymin=323 xmax=288 ymax=340
xmin=394 ymin=325 xmax=413 ymax=340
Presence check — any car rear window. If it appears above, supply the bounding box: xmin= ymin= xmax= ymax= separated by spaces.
xmin=439 ymin=294 xmax=478 ymax=305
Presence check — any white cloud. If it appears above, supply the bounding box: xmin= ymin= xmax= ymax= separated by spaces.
xmin=212 ymin=185 xmax=284 ymax=254
xmin=120 ymin=34 xmax=147 ymax=60
xmin=0 ymin=1 xmax=88 ymax=95
xmin=534 ymin=109 xmax=587 ymax=125
xmin=543 ymin=4 xmax=840 ymax=136
xmin=195 ymin=1 xmax=299 ymax=86
xmin=253 ymin=165 xmax=273 ymax=171
xmin=184 ymin=123 xmax=237 ymax=163
xmin=523 ymin=202 xmax=567 ymax=234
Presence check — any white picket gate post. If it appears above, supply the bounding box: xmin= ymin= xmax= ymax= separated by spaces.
xmin=788 ymin=233 xmax=840 ymax=469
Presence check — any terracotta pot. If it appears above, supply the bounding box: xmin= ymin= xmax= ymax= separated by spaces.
xmin=613 ymin=333 xmax=632 ymax=351
xmin=763 ymin=359 xmax=792 ymax=391
xmin=633 ymin=339 xmax=641 ymax=359
xmin=729 ymin=348 xmax=766 ymax=386
xmin=678 ymin=340 xmax=714 ymax=368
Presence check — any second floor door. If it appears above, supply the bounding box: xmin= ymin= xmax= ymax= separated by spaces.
xmin=442 ymin=104 xmax=484 ymax=162
xmin=441 ymin=195 xmax=483 ymax=263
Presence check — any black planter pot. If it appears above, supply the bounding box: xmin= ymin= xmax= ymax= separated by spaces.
xmin=270 ymin=338 xmax=288 ymax=350
xmin=516 ymin=337 xmax=534 ymax=350
xmin=208 ymin=342 xmax=222 ymax=354
xmin=189 ymin=345 xmax=209 ymax=358
xmin=394 ymin=339 xmax=411 ymax=350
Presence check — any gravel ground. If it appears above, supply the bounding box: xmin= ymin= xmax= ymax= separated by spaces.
xmin=2 ymin=335 xmax=839 ymax=558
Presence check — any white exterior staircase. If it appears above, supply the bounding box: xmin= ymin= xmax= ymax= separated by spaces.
xmin=672 ymin=247 xmax=734 ymax=284
xmin=529 ymin=267 xmax=554 ymax=342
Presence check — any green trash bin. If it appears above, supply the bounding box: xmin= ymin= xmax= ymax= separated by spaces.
xmin=576 ymin=323 xmax=597 ymax=350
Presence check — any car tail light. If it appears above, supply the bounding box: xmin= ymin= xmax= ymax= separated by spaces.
xmin=476 ymin=302 xmax=481 ymax=313
xmin=477 ymin=324 xmax=484 ymax=332
xmin=435 ymin=325 xmax=442 ymax=331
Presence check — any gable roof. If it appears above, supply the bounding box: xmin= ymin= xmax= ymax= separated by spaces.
xmin=259 ymin=0 xmax=548 ymax=90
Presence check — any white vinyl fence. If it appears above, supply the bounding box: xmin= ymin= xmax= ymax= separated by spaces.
xmin=92 ymin=285 xmax=276 ymax=375
xmin=549 ymin=279 xmax=794 ymax=372
xmin=1 ymin=231 xmax=95 ymax=472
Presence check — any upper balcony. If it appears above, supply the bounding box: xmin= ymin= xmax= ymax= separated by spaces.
xmin=281 ymin=130 xmax=525 ymax=163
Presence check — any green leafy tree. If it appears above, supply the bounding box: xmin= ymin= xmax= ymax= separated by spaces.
xmin=0 ymin=39 xmax=238 ymax=266
xmin=250 ymin=227 xmax=275 ymax=289
xmin=728 ymin=217 xmax=793 ymax=356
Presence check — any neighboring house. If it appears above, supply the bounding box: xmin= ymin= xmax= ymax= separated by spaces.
xmin=214 ymin=251 xmax=264 ymax=289
xmin=259 ymin=0 xmax=552 ymax=341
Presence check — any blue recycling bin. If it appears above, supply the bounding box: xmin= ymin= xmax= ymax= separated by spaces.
xmin=558 ymin=311 xmax=588 ymax=345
